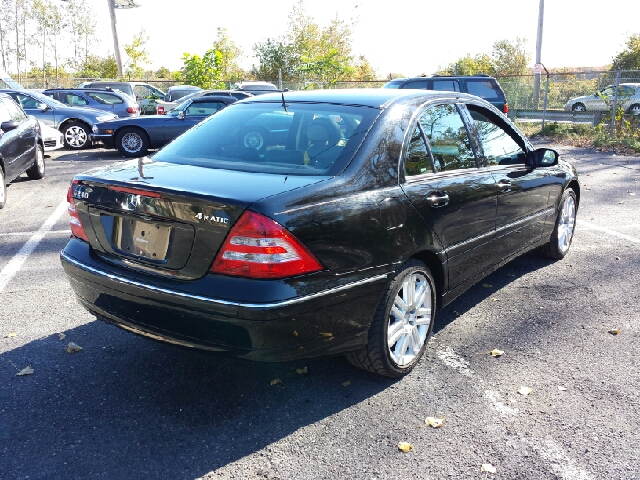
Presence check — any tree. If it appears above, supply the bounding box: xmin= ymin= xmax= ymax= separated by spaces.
xmin=180 ymin=49 xmax=225 ymax=89
xmin=124 ymin=28 xmax=150 ymax=77
xmin=76 ymin=54 xmax=118 ymax=79
xmin=211 ymin=27 xmax=243 ymax=81
xmin=252 ymin=37 xmax=298 ymax=80
xmin=155 ymin=66 xmax=170 ymax=78
xmin=491 ymin=37 xmax=529 ymax=76
xmin=62 ymin=0 xmax=96 ymax=72
xmin=611 ymin=33 xmax=640 ymax=70
xmin=437 ymin=54 xmax=496 ymax=76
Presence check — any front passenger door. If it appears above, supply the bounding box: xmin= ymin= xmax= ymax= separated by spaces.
xmin=400 ymin=103 xmax=498 ymax=290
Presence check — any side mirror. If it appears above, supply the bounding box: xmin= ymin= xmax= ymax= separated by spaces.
xmin=1 ymin=120 xmax=19 ymax=132
xmin=37 ymin=103 xmax=48 ymax=111
xmin=530 ymin=148 xmax=558 ymax=167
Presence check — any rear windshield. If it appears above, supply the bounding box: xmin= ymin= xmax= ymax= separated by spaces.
xmin=152 ymin=102 xmax=380 ymax=176
xmin=465 ymin=80 xmax=503 ymax=100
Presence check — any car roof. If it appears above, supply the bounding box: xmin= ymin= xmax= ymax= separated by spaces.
xmin=44 ymin=87 xmax=128 ymax=95
xmin=392 ymin=74 xmax=497 ymax=81
xmin=241 ymin=88 xmax=474 ymax=108
xmin=190 ymin=95 xmax=235 ymax=103
xmin=168 ymin=85 xmax=201 ymax=91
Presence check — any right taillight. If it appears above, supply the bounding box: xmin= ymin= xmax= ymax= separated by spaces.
xmin=67 ymin=180 xmax=89 ymax=242
xmin=210 ymin=211 xmax=324 ymax=279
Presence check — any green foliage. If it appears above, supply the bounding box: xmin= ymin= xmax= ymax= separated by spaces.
xmin=124 ymin=28 xmax=150 ymax=76
xmin=76 ymin=55 xmax=118 ymax=79
xmin=180 ymin=49 xmax=225 ymax=89
xmin=611 ymin=33 xmax=640 ymax=70
xmin=437 ymin=38 xmax=530 ymax=76
xmin=155 ymin=66 xmax=171 ymax=78
xmin=212 ymin=27 xmax=243 ymax=82
xmin=252 ymin=38 xmax=298 ymax=80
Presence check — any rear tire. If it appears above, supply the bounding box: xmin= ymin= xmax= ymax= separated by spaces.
xmin=627 ymin=103 xmax=640 ymax=116
xmin=346 ymin=259 xmax=436 ymax=377
xmin=538 ymin=188 xmax=577 ymax=260
xmin=572 ymin=103 xmax=586 ymax=112
xmin=26 ymin=145 xmax=45 ymax=180
xmin=116 ymin=127 xmax=149 ymax=158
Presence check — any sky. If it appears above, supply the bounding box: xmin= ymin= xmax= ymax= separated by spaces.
xmin=86 ymin=0 xmax=640 ymax=77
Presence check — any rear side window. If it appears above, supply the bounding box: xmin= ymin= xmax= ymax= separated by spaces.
xmin=87 ymin=92 xmax=123 ymax=104
xmin=60 ymin=93 xmax=89 ymax=106
xmin=184 ymin=101 xmax=223 ymax=116
xmin=432 ymin=80 xmax=460 ymax=92
xmin=404 ymin=126 xmax=432 ymax=177
xmin=404 ymin=80 xmax=429 ymax=89
xmin=419 ymin=104 xmax=476 ymax=172
xmin=466 ymin=80 xmax=502 ymax=99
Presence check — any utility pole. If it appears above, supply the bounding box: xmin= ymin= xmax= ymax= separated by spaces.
xmin=533 ymin=0 xmax=544 ymax=108
xmin=108 ymin=0 xmax=124 ymax=77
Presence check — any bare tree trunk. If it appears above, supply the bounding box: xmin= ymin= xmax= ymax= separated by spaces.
xmin=54 ymin=34 xmax=58 ymax=87
xmin=22 ymin=5 xmax=27 ymax=87
xmin=0 ymin=19 xmax=6 ymax=71
xmin=42 ymin=29 xmax=45 ymax=86
xmin=15 ymin=0 xmax=20 ymax=82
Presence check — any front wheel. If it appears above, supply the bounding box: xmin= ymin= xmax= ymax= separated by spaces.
xmin=62 ymin=121 xmax=91 ymax=149
xmin=26 ymin=145 xmax=45 ymax=180
xmin=572 ymin=103 xmax=586 ymax=112
xmin=538 ymin=188 xmax=577 ymax=260
xmin=346 ymin=259 xmax=436 ymax=377
xmin=115 ymin=127 xmax=149 ymax=158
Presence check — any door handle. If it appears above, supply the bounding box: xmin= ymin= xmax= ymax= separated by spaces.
xmin=426 ymin=191 xmax=449 ymax=207
xmin=497 ymin=180 xmax=512 ymax=193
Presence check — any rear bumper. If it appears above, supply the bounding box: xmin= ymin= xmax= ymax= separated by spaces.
xmin=60 ymin=239 xmax=388 ymax=361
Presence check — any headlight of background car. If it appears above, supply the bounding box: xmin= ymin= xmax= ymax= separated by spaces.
xmin=96 ymin=115 xmax=117 ymax=122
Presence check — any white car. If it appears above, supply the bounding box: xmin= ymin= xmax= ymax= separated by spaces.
xmin=564 ymin=83 xmax=640 ymax=115
xmin=39 ymin=121 xmax=64 ymax=152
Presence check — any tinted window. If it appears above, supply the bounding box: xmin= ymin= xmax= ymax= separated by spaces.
xmin=153 ymin=103 xmax=379 ymax=176
xmin=468 ymin=106 xmax=526 ymax=166
xmin=419 ymin=104 xmax=476 ymax=172
xmin=184 ymin=101 xmax=223 ymax=116
xmin=432 ymin=80 xmax=460 ymax=92
xmin=466 ymin=80 xmax=501 ymax=99
xmin=87 ymin=92 xmax=123 ymax=104
xmin=0 ymin=99 xmax=12 ymax=122
xmin=60 ymin=93 xmax=89 ymax=106
xmin=404 ymin=80 xmax=429 ymax=89
xmin=382 ymin=80 xmax=404 ymax=89
xmin=3 ymin=97 xmax=26 ymax=122
xmin=404 ymin=126 xmax=432 ymax=177
xmin=12 ymin=93 xmax=45 ymax=109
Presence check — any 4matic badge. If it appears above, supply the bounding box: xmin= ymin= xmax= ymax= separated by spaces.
xmin=195 ymin=212 xmax=229 ymax=225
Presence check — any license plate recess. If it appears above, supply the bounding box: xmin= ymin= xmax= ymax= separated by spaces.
xmin=113 ymin=217 xmax=172 ymax=261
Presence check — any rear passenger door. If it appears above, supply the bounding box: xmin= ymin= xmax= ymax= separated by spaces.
xmin=400 ymin=103 xmax=498 ymax=290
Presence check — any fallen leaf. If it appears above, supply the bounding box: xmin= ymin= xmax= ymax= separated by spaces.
xmin=292 ymin=330 xmax=298 ymax=337
xmin=489 ymin=349 xmax=504 ymax=357
xmin=615 ymin=257 xmax=620 ymax=261
xmin=66 ymin=342 xmax=83 ymax=353
xmin=16 ymin=366 xmax=34 ymax=376
xmin=398 ymin=442 xmax=413 ymax=453
xmin=319 ymin=332 xmax=333 ymax=337
xmin=558 ymin=386 xmax=567 ymax=391
xmin=618 ymin=201 xmax=625 ymax=204
xmin=425 ymin=417 xmax=444 ymax=428
xmin=5 ymin=332 xmax=17 ymax=338
xmin=491 ymin=298 xmax=499 ymax=302
xmin=481 ymin=463 xmax=497 ymax=474
xmin=608 ymin=329 xmax=621 ymax=335
xmin=296 ymin=367 xmax=307 ymax=374
xmin=270 ymin=378 xmax=282 ymax=386
xmin=518 ymin=386 xmax=532 ymax=396
xmin=482 ymin=283 xmax=492 ymax=288
xmin=58 ymin=333 xmax=66 ymax=340
xmin=342 ymin=381 xmax=351 ymax=387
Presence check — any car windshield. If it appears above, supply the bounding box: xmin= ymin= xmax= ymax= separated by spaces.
xmin=153 ymin=102 xmax=380 ymax=176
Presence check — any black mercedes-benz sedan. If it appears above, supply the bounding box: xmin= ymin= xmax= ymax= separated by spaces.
xmin=61 ymin=89 xmax=579 ymax=377
xmin=91 ymin=95 xmax=237 ymax=158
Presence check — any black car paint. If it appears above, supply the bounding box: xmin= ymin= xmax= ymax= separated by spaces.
xmin=61 ymin=89 xmax=579 ymax=361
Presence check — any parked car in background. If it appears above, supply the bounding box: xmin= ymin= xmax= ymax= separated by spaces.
xmin=0 ymin=89 xmax=117 ymax=149
xmin=85 ymin=81 xmax=166 ymax=114
xmin=234 ymin=81 xmax=284 ymax=96
xmin=383 ymin=74 xmax=509 ymax=114
xmin=155 ymin=89 xmax=253 ymax=114
xmin=43 ymin=88 xmax=140 ymax=117
xmin=0 ymin=92 xmax=44 ymax=209
xmin=91 ymin=95 xmax=237 ymax=157
xmin=39 ymin=121 xmax=64 ymax=152
xmin=62 ymin=89 xmax=579 ymax=377
xmin=164 ymin=85 xmax=202 ymax=102
xmin=564 ymin=83 xmax=640 ymax=115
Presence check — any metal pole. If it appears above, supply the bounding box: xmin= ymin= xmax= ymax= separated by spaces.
xmin=541 ymin=65 xmax=550 ymax=135
xmin=610 ymin=68 xmax=621 ymax=138
xmin=533 ymin=0 xmax=544 ymax=108
xmin=278 ymin=69 xmax=282 ymax=89
xmin=107 ymin=0 xmax=124 ymax=77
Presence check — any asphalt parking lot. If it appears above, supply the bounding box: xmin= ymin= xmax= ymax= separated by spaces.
xmin=1 ymin=144 xmax=639 ymax=480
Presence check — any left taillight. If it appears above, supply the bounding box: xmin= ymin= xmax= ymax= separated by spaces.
xmin=503 ymin=103 xmax=509 ymax=114
xmin=210 ymin=211 xmax=324 ymax=279
xmin=67 ymin=180 xmax=89 ymax=242
xmin=126 ymin=106 xmax=139 ymax=114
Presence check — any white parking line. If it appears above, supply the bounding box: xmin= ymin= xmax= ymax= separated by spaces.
xmin=530 ymin=438 xmax=594 ymax=480
xmin=579 ymin=221 xmax=640 ymax=243
xmin=0 ymin=201 xmax=68 ymax=293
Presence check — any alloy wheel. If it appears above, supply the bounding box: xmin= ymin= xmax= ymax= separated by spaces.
xmin=387 ymin=272 xmax=432 ymax=367
xmin=557 ymin=195 xmax=576 ymax=254
xmin=65 ymin=126 xmax=88 ymax=148
xmin=121 ymin=132 xmax=143 ymax=153
xmin=0 ymin=169 xmax=5 ymax=205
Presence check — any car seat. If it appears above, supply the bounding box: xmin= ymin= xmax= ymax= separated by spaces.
xmin=306 ymin=117 xmax=342 ymax=169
